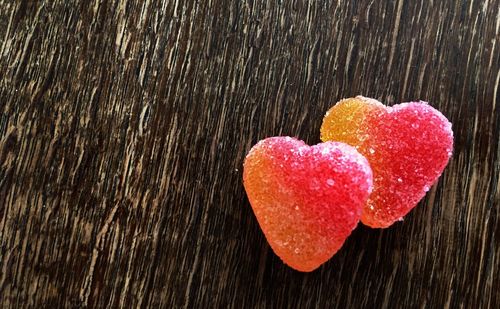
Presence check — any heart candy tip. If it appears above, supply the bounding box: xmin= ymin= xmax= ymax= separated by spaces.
xmin=285 ymin=262 xmax=322 ymax=272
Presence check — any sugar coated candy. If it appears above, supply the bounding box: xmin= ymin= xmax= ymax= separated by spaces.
xmin=321 ymin=96 xmax=454 ymax=228
xmin=243 ymin=137 xmax=373 ymax=272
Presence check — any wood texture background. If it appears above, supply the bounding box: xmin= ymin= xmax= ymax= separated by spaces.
xmin=0 ymin=0 xmax=499 ymax=308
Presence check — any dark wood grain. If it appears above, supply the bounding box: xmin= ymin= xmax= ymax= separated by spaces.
xmin=0 ymin=0 xmax=498 ymax=308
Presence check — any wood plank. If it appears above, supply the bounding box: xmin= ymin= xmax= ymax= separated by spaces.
xmin=0 ymin=0 xmax=498 ymax=307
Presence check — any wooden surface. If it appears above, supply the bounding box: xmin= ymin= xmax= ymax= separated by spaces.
xmin=0 ymin=0 xmax=499 ymax=308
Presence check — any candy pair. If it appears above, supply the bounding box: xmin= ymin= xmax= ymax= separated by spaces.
xmin=243 ymin=96 xmax=453 ymax=272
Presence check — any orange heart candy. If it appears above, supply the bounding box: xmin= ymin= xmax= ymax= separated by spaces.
xmin=321 ymin=96 xmax=453 ymax=228
xmin=243 ymin=137 xmax=373 ymax=271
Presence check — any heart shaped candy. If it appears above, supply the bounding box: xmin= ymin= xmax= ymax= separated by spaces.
xmin=243 ymin=137 xmax=373 ymax=272
xmin=321 ymin=96 xmax=453 ymax=228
